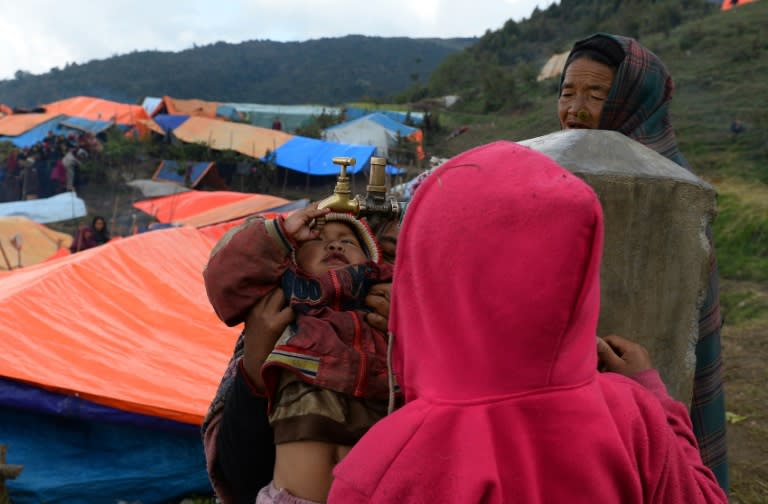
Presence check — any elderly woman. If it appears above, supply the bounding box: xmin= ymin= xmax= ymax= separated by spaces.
xmin=557 ymin=33 xmax=727 ymax=492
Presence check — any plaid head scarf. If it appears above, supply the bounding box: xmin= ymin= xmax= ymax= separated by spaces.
xmin=562 ymin=33 xmax=689 ymax=168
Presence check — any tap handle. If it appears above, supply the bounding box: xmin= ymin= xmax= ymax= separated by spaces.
xmin=332 ymin=157 xmax=356 ymax=178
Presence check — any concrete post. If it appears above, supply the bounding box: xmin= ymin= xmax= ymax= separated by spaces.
xmin=520 ymin=130 xmax=716 ymax=404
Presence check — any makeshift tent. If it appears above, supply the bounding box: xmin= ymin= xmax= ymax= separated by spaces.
xmin=172 ymin=116 xmax=293 ymax=158
xmin=271 ymin=136 xmax=377 ymax=175
xmin=175 ymin=196 xmax=304 ymax=228
xmin=59 ymin=116 xmax=114 ymax=135
xmin=0 ymin=113 xmax=67 ymax=147
xmin=141 ymin=96 xmax=164 ymax=117
xmin=42 ymin=96 xmax=150 ymax=128
xmin=152 ymin=159 xmax=227 ymax=189
xmin=126 ymin=179 xmax=191 ymax=198
xmin=218 ymin=103 xmax=342 ymax=131
xmin=161 ymin=96 xmax=220 ymax=118
xmin=0 ymin=226 xmax=240 ymax=502
xmin=722 ymin=0 xmax=758 ymax=9
xmin=537 ymin=51 xmax=570 ymax=81
xmin=0 ymin=192 xmax=86 ymax=223
xmin=323 ymin=112 xmax=424 ymax=160
xmin=153 ymin=113 xmax=191 ymax=133
xmin=132 ymin=189 xmax=293 ymax=225
xmin=0 ymin=216 xmax=72 ymax=270
xmin=344 ymin=106 xmax=425 ymax=126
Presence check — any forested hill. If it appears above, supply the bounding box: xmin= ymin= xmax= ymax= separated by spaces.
xmin=0 ymin=35 xmax=474 ymax=108
xmin=408 ymin=0 xmax=720 ymax=112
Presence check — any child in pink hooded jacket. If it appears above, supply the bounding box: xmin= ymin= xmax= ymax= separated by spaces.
xmin=328 ymin=141 xmax=727 ymax=503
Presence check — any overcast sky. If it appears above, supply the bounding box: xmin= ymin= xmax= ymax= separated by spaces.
xmin=0 ymin=0 xmax=557 ymax=81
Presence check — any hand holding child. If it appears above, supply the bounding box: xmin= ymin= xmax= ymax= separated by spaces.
xmin=283 ymin=205 xmax=331 ymax=243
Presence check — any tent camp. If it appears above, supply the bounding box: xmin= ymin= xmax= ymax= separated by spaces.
xmin=0 ymin=113 xmax=68 ymax=147
xmin=132 ymin=189 xmax=294 ymax=225
xmin=0 ymin=226 xmax=242 ymax=502
xmin=270 ymin=136 xmax=378 ymax=175
xmin=172 ymin=116 xmax=294 ymax=158
xmin=218 ymin=103 xmax=342 ymax=132
xmin=0 ymin=216 xmax=72 ymax=270
xmin=126 ymin=179 xmax=191 ymax=198
xmin=323 ymin=113 xmax=424 ymax=160
xmin=344 ymin=106 xmax=425 ymax=126
xmin=160 ymin=96 xmax=221 ymax=118
xmin=42 ymin=96 xmax=150 ymax=129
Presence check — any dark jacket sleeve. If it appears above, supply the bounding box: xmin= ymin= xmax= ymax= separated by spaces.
xmin=215 ymin=361 xmax=276 ymax=502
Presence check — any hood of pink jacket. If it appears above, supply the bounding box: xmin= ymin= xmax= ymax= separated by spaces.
xmin=391 ymin=141 xmax=603 ymax=402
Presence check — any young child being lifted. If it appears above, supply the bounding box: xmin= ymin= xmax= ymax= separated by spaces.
xmin=204 ymin=205 xmax=393 ymax=504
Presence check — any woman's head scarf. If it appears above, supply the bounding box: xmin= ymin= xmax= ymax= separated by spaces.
xmin=562 ymin=33 xmax=688 ymax=168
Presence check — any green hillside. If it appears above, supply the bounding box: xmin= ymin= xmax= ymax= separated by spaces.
xmin=0 ymin=35 xmax=474 ymax=107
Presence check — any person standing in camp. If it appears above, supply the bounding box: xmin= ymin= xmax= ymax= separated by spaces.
xmin=201 ymin=214 xmax=398 ymax=504
xmin=557 ymin=33 xmax=728 ymax=492
xmin=91 ymin=216 xmax=111 ymax=246
xmin=328 ymin=140 xmax=727 ymax=504
xmin=203 ymin=206 xmax=397 ymax=504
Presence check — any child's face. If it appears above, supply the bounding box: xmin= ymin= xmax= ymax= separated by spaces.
xmin=294 ymin=221 xmax=368 ymax=276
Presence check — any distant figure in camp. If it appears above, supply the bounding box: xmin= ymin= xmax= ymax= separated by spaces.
xmin=62 ymin=148 xmax=87 ymax=192
xmin=70 ymin=224 xmax=98 ymax=254
xmin=271 ymin=116 xmax=283 ymax=131
xmin=91 ymin=216 xmax=111 ymax=246
xmin=730 ymin=119 xmax=745 ymax=135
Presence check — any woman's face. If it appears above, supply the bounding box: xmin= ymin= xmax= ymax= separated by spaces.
xmin=377 ymin=220 xmax=398 ymax=265
xmin=93 ymin=219 xmax=105 ymax=231
xmin=558 ymin=57 xmax=616 ymax=130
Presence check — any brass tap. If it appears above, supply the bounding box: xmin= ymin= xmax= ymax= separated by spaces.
xmin=316 ymin=157 xmax=361 ymax=214
xmin=315 ymin=156 xmax=401 ymax=228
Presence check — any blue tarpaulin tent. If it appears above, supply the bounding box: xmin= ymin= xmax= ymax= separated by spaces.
xmin=0 ymin=115 xmax=68 ymax=147
xmin=59 ymin=116 xmax=114 ymax=135
xmin=344 ymin=107 xmax=425 ymax=126
xmin=269 ymin=136 xmax=405 ymax=176
xmin=1 ymin=379 xmax=210 ymax=504
xmin=269 ymin=136 xmax=375 ymax=175
xmin=153 ymin=114 xmax=191 ymax=133
xmin=153 ymin=160 xmax=221 ymax=188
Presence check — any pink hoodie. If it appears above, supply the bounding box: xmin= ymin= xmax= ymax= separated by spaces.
xmin=329 ymin=141 xmax=727 ymax=503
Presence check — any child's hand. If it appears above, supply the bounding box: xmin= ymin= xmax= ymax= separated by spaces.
xmin=597 ymin=334 xmax=653 ymax=377
xmin=283 ymin=205 xmax=330 ymax=243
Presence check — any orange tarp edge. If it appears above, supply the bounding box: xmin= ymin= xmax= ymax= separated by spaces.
xmin=163 ymin=96 xmax=221 ymax=118
xmin=722 ymin=0 xmax=757 ymax=9
xmin=0 ymin=112 xmax=62 ymax=137
xmin=176 ymin=194 xmax=291 ymax=227
xmin=173 ymin=116 xmax=293 ymax=159
xmin=133 ymin=190 xmax=257 ymax=223
xmin=0 ymin=226 xmax=240 ymax=425
xmin=43 ymin=96 xmax=150 ymax=126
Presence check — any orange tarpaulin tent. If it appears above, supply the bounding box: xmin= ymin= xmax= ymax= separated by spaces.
xmin=0 ymin=112 xmax=62 ymax=137
xmin=133 ymin=190 xmax=261 ymax=223
xmin=43 ymin=96 xmax=150 ymax=127
xmin=0 ymin=226 xmax=239 ymax=425
xmin=172 ymin=116 xmax=294 ymax=159
xmin=0 ymin=216 xmax=73 ymax=270
xmin=162 ymin=96 xmax=221 ymax=118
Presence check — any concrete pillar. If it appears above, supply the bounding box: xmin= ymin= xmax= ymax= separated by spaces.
xmin=520 ymin=130 xmax=716 ymax=404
